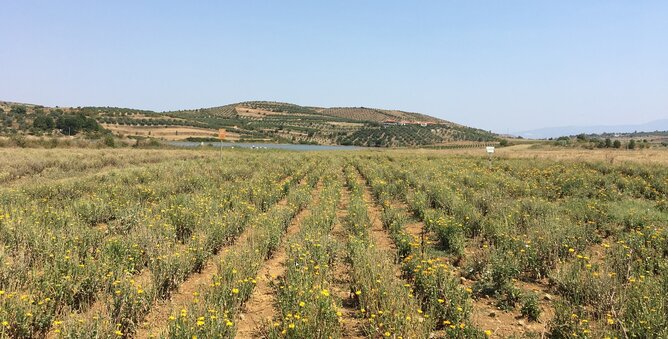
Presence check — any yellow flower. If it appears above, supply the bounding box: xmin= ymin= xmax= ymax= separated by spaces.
xmin=114 ymin=330 xmax=123 ymax=336
xmin=288 ymin=323 xmax=295 ymax=329
xmin=320 ymin=289 xmax=330 ymax=297
xmin=299 ymin=301 xmax=305 ymax=307
xmin=226 ymin=321 xmax=234 ymax=327
xmin=485 ymin=329 xmax=492 ymax=336
xmin=232 ymin=288 xmax=239 ymax=294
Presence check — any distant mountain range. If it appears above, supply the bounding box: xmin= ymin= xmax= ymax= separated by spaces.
xmin=515 ymin=119 xmax=668 ymax=139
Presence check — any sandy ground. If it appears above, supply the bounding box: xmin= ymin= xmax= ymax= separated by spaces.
xmin=327 ymin=121 xmax=365 ymax=127
xmin=102 ymin=124 xmax=241 ymax=141
xmin=236 ymin=106 xmax=289 ymax=118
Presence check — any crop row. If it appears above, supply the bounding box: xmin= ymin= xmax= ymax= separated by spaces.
xmin=353 ymin=154 xmax=668 ymax=337
xmin=266 ymin=161 xmax=342 ymax=338
xmin=341 ymin=164 xmax=431 ymax=338
xmin=0 ymin=153 xmax=317 ymax=338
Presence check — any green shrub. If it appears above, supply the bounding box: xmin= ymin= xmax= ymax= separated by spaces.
xmin=521 ymin=292 xmax=541 ymax=322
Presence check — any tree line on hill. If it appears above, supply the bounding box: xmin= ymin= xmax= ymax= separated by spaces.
xmin=0 ymin=105 xmax=103 ymax=135
xmin=552 ymin=134 xmax=653 ymax=149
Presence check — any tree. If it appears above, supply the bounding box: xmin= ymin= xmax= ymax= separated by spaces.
xmin=628 ymin=139 xmax=636 ymax=150
xmin=613 ymin=140 xmax=622 ymax=149
xmin=56 ymin=115 xmax=80 ymax=135
xmin=103 ymin=135 xmax=116 ymax=147
xmin=10 ymin=105 xmax=27 ymax=115
xmin=33 ymin=115 xmax=55 ymax=130
xmin=56 ymin=114 xmax=101 ymax=135
xmin=604 ymin=138 xmax=612 ymax=148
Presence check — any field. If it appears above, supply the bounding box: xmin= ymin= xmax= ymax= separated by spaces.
xmin=1 ymin=148 xmax=667 ymax=338
xmin=100 ymin=125 xmax=243 ymax=142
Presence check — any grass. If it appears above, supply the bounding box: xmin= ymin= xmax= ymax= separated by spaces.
xmin=0 ymin=148 xmax=667 ymax=338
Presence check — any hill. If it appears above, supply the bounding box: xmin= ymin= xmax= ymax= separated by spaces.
xmin=515 ymin=119 xmax=668 ymax=139
xmin=0 ymin=100 xmax=498 ymax=147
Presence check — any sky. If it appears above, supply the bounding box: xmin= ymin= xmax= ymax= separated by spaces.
xmin=1 ymin=1 xmax=666 ymax=132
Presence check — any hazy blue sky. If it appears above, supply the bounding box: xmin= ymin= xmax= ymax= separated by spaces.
xmin=1 ymin=1 xmax=666 ymax=132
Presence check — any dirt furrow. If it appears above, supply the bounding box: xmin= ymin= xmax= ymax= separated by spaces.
xmin=137 ymin=253 xmax=229 ymax=338
xmin=47 ymin=175 xmax=301 ymax=339
xmin=400 ymin=185 xmax=555 ymax=337
xmin=355 ymin=171 xmax=400 ymax=277
xmin=136 ymin=181 xmax=297 ymax=339
xmin=330 ymin=178 xmax=365 ymax=339
xmin=235 ymin=181 xmax=323 ymax=338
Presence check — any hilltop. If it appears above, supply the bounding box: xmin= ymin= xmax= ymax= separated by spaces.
xmin=515 ymin=119 xmax=668 ymax=139
xmin=0 ymin=100 xmax=498 ymax=147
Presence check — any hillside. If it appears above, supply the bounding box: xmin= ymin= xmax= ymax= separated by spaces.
xmin=0 ymin=100 xmax=498 ymax=147
xmin=515 ymin=119 xmax=668 ymax=139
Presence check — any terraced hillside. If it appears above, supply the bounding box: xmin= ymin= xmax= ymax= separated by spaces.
xmin=320 ymin=107 xmax=445 ymax=124
xmin=0 ymin=100 xmax=498 ymax=147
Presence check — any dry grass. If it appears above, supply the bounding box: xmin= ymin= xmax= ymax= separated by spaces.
xmin=497 ymin=144 xmax=668 ymax=165
xmin=326 ymin=121 xmax=365 ymax=127
xmin=102 ymin=124 xmax=241 ymax=141
xmin=235 ymin=107 xmax=287 ymax=118
xmin=408 ymin=144 xmax=668 ymax=165
xmin=0 ymin=147 xmax=208 ymax=185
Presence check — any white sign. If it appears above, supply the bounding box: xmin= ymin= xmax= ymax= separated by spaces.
xmin=486 ymin=146 xmax=495 ymax=154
